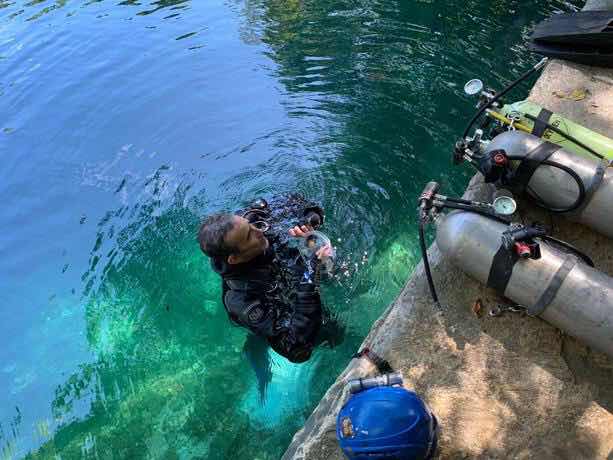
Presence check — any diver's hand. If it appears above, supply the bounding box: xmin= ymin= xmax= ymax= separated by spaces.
xmin=289 ymin=224 xmax=313 ymax=238
xmin=316 ymin=244 xmax=333 ymax=261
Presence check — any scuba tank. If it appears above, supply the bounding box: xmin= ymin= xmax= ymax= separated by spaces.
xmin=436 ymin=210 xmax=613 ymax=358
xmin=417 ymin=182 xmax=613 ymax=358
xmin=497 ymin=100 xmax=613 ymax=160
xmin=481 ymin=131 xmax=613 ymax=239
xmin=455 ymin=60 xmax=613 ymax=240
xmin=459 ymin=59 xmax=613 ymax=164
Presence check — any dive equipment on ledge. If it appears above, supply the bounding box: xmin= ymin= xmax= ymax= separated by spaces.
xmin=418 ymin=182 xmax=517 ymax=307
xmin=483 ymin=131 xmax=613 ymax=238
xmin=530 ymin=10 xmax=613 ymax=47
xmin=435 ymin=209 xmax=613 ymax=358
xmin=498 ymin=100 xmax=613 ymax=159
xmin=527 ymin=11 xmax=613 ymax=68
xmin=416 ymin=182 xmax=613 ymax=357
xmin=459 ymin=61 xmax=613 ymax=160
xmin=461 ymin=58 xmax=548 ymax=140
xmin=454 ymin=61 xmax=613 ymax=239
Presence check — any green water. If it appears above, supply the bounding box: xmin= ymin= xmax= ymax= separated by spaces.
xmin=0 ymin=0 xmax=581 ymax=458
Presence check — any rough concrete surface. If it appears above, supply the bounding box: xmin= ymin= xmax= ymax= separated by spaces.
xmin=282 ymin=2 xmax=613 ymax=459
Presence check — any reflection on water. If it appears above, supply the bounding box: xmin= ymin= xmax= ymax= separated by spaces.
xmin=0 ymin=0 xmax=581 ymax=458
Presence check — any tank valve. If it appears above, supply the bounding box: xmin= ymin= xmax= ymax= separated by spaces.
xmin=514 ymin=242 xmax=533 ymax=259
xmin=493 ymin=152 xmax=508 ymax=166
xmin=502 ymin=224 xmax=545 ymax=260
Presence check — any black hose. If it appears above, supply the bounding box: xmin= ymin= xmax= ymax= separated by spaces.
xmin=524 ymin=113 xmax=604 ymax=160
xmin=462 ymin=60 xmax=547 ymax=139
xmin=442 ymin=196 xmax=474 ymax=205
xmin=506 ymin=155 xmax=586 ymax=213
xmin=438 ymin=201 xmax=510 ymax=224
xmin=541 ymin=235 xmax=595 ymax=267
xmin=418 ymin=212 xmax=440 ymax=308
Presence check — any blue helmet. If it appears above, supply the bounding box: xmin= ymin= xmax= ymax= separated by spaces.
xmin=336 ymin=386 xmax=438 ymax=460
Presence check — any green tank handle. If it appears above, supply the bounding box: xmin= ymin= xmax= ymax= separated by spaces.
xmin=498 ymin=100 xmax=613 ymax=160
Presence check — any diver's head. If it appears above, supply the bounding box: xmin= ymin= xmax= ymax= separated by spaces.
xmin=198 ymin=213 xmax=269 ymax=264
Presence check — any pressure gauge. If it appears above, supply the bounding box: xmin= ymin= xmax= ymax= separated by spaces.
xmin=464 ymin=79 xmax=484 ymax=96
xmin=493 ymin=196 xmax=517 ymax=216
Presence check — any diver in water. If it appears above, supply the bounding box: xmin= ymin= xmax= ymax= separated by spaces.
xmin=198 ymin=195 xmax=335 ymax=364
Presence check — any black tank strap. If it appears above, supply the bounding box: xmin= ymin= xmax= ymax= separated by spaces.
xmin=511 ymin=142 xmax=560 ymax=193
xmin=529 ymin=256 xmax=576 ymax=316
xmin=486 ymin=245 xmax=518 ymax=295
xmin=531 ymin=108 xmax=553 ymax=138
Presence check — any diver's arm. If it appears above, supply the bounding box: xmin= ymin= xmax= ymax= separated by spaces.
xmin=224 ymin=290 xmax=276 ymax=337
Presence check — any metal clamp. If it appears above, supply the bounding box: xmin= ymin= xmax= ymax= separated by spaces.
xmin=489 ymin=304 xmax=527 ymax=317
xmin=507 ymin=111 xmax=521 ymax=132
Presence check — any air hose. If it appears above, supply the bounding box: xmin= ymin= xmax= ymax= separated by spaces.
xmin=418 ymin=215 xmax=439 ymax=307
xmin=541 ymin=235 xmax=594 ymax=267
xmin=505 ymin=155 xmax=586 ymax=213
xmin=523 ymin=113 xmax=605 ymax=160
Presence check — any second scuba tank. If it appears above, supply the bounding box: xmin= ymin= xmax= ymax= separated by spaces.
xmin=483 ymin=130 xmax=613 ymax=239
xmin=436 ymin=211 xmax=613 ymax=357
xmin=498 ymin=100 xmax=613 ymax=160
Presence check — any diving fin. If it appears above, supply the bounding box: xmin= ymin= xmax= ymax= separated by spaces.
xmin=528 ymin=11 xmax=613 ymax=68
xmin=528 ymin=41 xmax=613 ymax=68
xmin=530 ymin=11 xmax=613 ymax=47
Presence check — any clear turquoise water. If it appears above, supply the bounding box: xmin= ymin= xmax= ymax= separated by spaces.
xmin=0 ymin=0 xmax=581 ymax=458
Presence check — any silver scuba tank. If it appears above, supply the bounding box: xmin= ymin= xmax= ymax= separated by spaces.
xmin=436 ymin=210 xmax=613 ymax=357
xmin=483 ymin=131 xmax=613 ymax=239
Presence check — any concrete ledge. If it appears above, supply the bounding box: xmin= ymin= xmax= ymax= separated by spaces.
xmin=283 ymin=2 xmax=613 ymax=459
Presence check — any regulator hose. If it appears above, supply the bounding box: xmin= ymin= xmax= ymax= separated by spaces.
xmin=523 ymin=113 xmax=604 ymax=160
xmin=462 ymin=58 xmax=548 ymax=140
xmin=419 ymin=212 xmax=440 ymax=308
xmin=506 ymin=155 xmax=586 ymax=213
xmin=541 ymin=235 xmax=595 ymax=267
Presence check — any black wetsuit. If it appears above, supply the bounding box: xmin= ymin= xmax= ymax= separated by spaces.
xmin=210 ymin=196 xmax=325 ymax=363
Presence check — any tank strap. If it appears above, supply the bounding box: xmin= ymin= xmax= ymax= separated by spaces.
xmin=528 ymin=256 xmax=576 ymax=316
xmin=511 ymin=142 xmax=560 ymax=193
xmin=486 ymin=245 xmax=518 ymax=295
xmin=565 ymin=159 xmax=610 ymax=217
xmin=531 ymin=108 xmax=553 ymax=138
